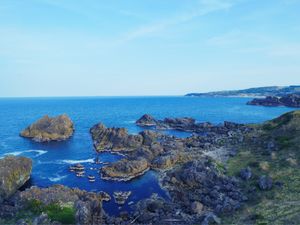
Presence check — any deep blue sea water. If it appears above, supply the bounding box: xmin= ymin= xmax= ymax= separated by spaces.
xmin=0 ymin=96 xmax=296 ymax=215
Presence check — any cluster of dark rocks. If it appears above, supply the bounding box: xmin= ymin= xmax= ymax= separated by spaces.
xmin=136 ymin=114 xmax=251 ymax=135
xmin=90 ymin=116 xmax=250 ymax=181
xmin=247 ymin=94 xmax=300 ymax=108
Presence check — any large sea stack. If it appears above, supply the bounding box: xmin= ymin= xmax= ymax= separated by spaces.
xmin=20 ymin=114 xmax=74 ymax=142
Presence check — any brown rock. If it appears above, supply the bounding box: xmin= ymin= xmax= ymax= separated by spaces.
xmin=20 ymin=114 xmax=74 ymax=142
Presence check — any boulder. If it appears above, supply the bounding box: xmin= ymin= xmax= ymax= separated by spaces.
xmin=191 ymin=201 xmax=204 ymax=214
xmin=240 ymin=167 xmax=252 ymax=181
xmin=20 ymin=114 xmax=74 ymax=142
xmin=258 ymin=175 xmax=273 ymax=190
xmin=0 ymin=156 xmax=32 ymax=203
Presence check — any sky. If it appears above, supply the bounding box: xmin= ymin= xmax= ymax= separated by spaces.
xmin=0 ymin=0 xmax=300 ymax=97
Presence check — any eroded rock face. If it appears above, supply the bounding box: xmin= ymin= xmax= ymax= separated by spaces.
xmin=20 ymin=114 xmax=74 ymax=142
xmin=0 ymin=156 xmax=32 ymax=203
xmin=90 ymin=123 xmax=143 ymax=152
xmin=101 ymin=158 xmax=149 ymax=181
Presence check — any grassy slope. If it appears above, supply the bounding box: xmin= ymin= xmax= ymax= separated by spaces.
xmin=223 ymin=111 xmax=300 ymax=225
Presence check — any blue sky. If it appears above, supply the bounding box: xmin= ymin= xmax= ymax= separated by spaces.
xmin=0 ymin=0 xmax=300 ymax=97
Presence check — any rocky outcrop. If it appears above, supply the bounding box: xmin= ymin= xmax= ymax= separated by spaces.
xmin=2 ymin=185 xmax=109 ymax=225
xmin=101 ymin=158 xmax=149 ymax=181
xmin=151 ymin=152 xmax=183 ymax=170
xmin=0 ymin=156 xmax=32 ymax=203
xmin=162 ymin=158 xmax=245 ymax=214
xmin=136 ymin=115 xmax=196 ymax=131
xmin=90 ymin=123 xmax=143 ymax=152
xmin=247 ymin=94 xmax=300 ymax=108
xmin=136 ymin=114 xmax=157 ymax=126
xmin=136 ymin=114 xmax=249 ymax=135
xmin=91 ymin=115 xmax=250 ymax=181
xmin=20 ymin=114 xmax=74 ymax=142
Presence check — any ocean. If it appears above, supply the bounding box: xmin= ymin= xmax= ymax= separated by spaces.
xmin=0 ymin=96 xmax=295 ymax=214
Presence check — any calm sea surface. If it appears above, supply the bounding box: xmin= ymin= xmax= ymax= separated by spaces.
xmin=0 ymin=96 xmax=295 ymax=214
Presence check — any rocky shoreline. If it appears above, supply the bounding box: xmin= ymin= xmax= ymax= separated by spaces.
xmin=1 ymin=110 xmax=300 ymax=224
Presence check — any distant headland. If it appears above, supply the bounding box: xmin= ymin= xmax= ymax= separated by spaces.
xmin=186 ymin=85 xmax=300 ymax=98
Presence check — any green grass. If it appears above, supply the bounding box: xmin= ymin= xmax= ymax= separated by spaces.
xmin=222 ymin=131 xmax=300 ymax=225
xmin=45 ymin=204 xmax=76 ymax=224
xmin=23 ymin=200 xmax=76 ymax=225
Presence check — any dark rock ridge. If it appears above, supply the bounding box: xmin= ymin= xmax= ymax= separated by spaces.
xmin=20 ymin=114 xmax=74 ymax=142
xmin=247 ymin=94 xmax=300 ymax=108
xmin=136 ymin=114 xmax=250 ymax=134
xmin=186 ymin=85 xmax=300 ymax=97
xmin=0 ymin=156 xmax=32 ymax=203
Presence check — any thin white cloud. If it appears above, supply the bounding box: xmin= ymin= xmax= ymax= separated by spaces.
xmin=207 ymin=30 xmax=300 ymax=58
xmin=118 ymin=0 xmax=237 ymax=43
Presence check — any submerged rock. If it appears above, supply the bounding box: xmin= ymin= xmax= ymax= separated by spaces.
xmin=113 ymin=191 xmax=131 ymax=205
xmin=20 ymin=114 xmax=74 ymax=142
xmin=0 ymin=156 xmax=32 ymax=203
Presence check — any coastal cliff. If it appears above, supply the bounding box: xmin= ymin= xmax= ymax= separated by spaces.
xmin=186 ymin=85 xmax=300 ymax=97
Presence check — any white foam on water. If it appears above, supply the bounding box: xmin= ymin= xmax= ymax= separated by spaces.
xmin=26 ymin=150 xmax=48 ymax=157
xmin=49 ymin=175 xmax=68 ymax=182
xmin=4 ymin=151 xmax=23 ymax=156
xmin=60 ymin=158 xmax=95 ymax=164
xmin=3 ymin=150 xmax=48 ymax=158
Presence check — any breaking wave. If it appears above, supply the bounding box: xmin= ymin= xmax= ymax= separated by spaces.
xmin=4 ymin=150 xmax=48 ymax=157
xmin=49 ymin=175 xmax=68 ymax=182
